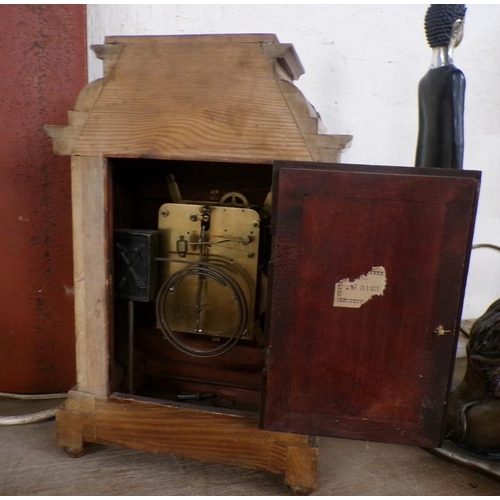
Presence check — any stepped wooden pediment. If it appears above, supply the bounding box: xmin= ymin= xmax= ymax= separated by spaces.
xmin=46 ymin=34 xmax=351 ymax=163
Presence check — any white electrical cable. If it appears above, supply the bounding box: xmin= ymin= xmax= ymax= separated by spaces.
xmin=0 ymin=392 xmax=67 ymax=426
xmin=0 ymin=392 xmax=68 ymax=399
xmin=0 ymin=408 xmax=58 ymax=426
xmin=0 ymin=392 xmax=67 ymax=400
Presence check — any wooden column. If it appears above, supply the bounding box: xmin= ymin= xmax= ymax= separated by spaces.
xmin=71 ymin=156 xmax=111 ymax=396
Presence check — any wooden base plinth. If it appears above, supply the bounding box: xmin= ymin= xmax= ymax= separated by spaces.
xmin=56 ymin=391 xmax=318 ymax=493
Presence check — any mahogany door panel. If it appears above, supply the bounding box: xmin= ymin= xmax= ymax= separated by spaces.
xmin=262 ymin=163 xmax=480 ymax=447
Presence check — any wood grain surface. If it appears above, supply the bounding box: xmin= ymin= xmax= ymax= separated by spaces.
xmin=55 ymin=392 xmax=317 ymax=489
xmin=263 ymin=162 xmax=480 ymax=446
xmin=73 ymin=40 xmax=314 ymax=162
xmin=44 ymin=36 xmax=352 ymax=164
xmin=71 ymin=157 xmax=111 ymax=396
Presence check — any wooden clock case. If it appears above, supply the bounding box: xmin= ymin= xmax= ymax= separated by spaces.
xmin=46 ymin=34 xmax=480 ymax=493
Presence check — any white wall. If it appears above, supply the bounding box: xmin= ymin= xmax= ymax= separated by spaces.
xmin=87 ymin=4 xmax=500 ymax=319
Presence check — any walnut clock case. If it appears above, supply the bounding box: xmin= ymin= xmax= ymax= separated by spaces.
xmin=46 ymin=35 xmax=480 ymax=494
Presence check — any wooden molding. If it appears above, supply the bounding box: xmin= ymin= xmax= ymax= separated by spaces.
xmin=90 ymin=44 xmax=123 ymax=78
xmin=45 ymin=79 xmax=104 ymax=156
xmin=261 ymin=42 xmax=305 ymax=80
xmin=104 ymin=34 xmax=280 ymax=44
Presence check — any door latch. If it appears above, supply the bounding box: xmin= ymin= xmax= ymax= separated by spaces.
xmin=434 ymin=325 xmax=452 ymax=336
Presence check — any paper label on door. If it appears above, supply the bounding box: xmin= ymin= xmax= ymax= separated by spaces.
xmin=333 ymin=266 xmax=386 ymax=309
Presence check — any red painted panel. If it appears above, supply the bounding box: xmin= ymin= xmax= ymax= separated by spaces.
xmin=0 ymin=5 xmax=87 ymax=392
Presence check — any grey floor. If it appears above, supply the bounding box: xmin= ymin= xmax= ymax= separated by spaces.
xmin=1 ymin=398 xmax=500 ymax=495
xmin=2 ymin=354 xmax=500 ymax=496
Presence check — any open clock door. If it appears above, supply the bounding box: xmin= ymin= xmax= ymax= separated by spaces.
xmin=261 ymin=162 xmax=480 ymax=447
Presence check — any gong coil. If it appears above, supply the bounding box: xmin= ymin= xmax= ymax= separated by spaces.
xmin=156 ymin=262 xmax=248 ymax=358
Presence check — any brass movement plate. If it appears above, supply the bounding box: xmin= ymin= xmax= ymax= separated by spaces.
xmin=157 ymin=203 xmax=260 ymax=339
